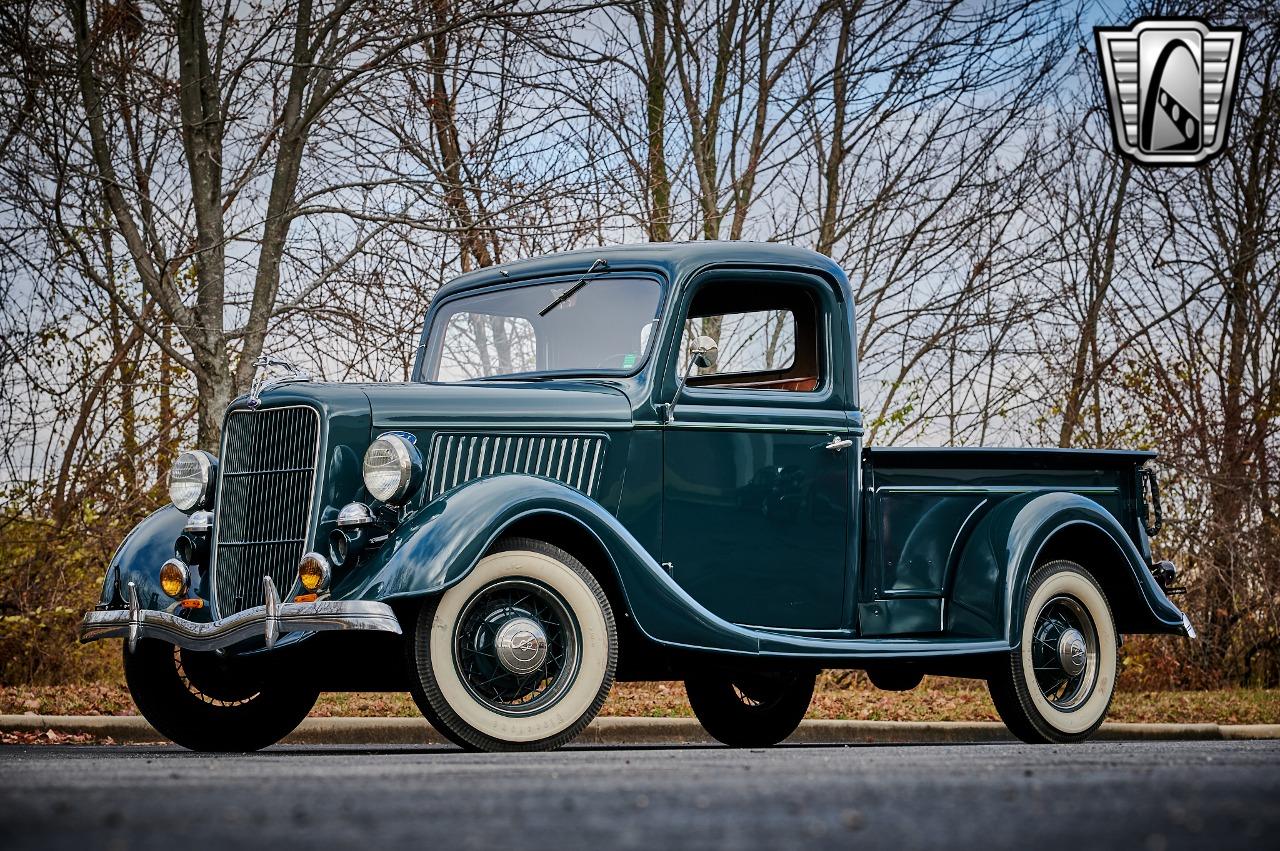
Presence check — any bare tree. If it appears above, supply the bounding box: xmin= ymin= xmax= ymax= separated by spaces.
xmin=48 ymin=0 xmax=592 ymax=447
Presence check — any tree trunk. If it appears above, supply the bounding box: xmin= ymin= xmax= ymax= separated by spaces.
xmin=194 ymin=362 xmax=234 ymax=451
xmin=815 ymin=5 xmax=851 ymax=257
xmin=1058 ymin=159 xmax=1131 ymax=447
xmin=645 ymin=0 xmax=672 ymax=242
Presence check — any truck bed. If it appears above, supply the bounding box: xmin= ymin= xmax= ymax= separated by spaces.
xmin=858 ymin=445 xmax=1154 ymax=636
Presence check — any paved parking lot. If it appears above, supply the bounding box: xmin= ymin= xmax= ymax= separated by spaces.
xmin=1 ymin=740 xmax=1277 ymax=850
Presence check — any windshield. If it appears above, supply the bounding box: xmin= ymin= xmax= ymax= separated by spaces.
xmin=422 ymin=275 xmax=664 ymax=382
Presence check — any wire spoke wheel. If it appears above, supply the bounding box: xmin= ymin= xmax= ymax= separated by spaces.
xmin=453 ymin=579 xmax=580 ymax=716
xmin=122 ymin=638 xmax=317 ymax=752
xmin=408 ymin=537 xmax=617 ymax=752
xmin=1029 ymin=595 xmax=1099 ymax=711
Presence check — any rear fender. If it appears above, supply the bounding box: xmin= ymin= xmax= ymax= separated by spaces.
xmin=948 ymin=492 xmax=1186 ymax=643
xmin=338 ymin=475 xmax=760 ymax=654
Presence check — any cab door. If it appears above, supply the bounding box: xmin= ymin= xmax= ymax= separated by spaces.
xmin=659 ymin=270 xmax=854 ymax=630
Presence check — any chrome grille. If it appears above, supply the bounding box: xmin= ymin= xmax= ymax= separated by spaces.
xmin=212 ymin=406 xmax=321 ymax=616
xmin=426 ymin=433 xmax=606 ymax=500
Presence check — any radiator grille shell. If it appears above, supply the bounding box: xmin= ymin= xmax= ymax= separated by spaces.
xmin=211 ymin=405 xmax=321 ymax=617
xmin=426 ymin=433 xmax=606 ymax=500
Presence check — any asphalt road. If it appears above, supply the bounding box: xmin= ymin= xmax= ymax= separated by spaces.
xmin=1 ymin=741 xmax=1277 ymax=850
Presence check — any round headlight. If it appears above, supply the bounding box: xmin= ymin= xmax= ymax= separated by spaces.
xmin=160 ymin=558 xmax=189 ymax=599
xmin=168 ymin=450 xmax=217 ymax=512
xmin=298 ymin=552 xmax=331 ymax=592
xmin=362 ymin=433 xmax=422 ymax=504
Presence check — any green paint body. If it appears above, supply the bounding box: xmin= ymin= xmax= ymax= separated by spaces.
xmin=99 ymin=243 xmax=1188 ymax=667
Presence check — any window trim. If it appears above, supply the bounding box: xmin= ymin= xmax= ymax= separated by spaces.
xmin=416 ymin=271 xmax=668 ymax=383
xmin=666 ymin=271 xmax=835 ymax=406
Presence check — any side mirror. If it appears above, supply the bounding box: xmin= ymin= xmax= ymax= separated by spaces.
xmin=689 ymin=335 xmax=719 ymax=370
xmin=663 ymin=335 xmax=719 ymax=424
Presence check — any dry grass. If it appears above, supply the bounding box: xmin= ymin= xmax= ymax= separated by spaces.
xmin=4 ymin=675 xmax=1278 ymax=726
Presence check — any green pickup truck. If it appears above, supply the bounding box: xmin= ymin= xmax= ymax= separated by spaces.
xmin=80 ymin=242 xmax=1193 ymax=752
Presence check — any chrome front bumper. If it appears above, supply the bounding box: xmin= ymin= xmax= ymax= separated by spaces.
xmin=79 ymin=578 xmax=401 ymax=652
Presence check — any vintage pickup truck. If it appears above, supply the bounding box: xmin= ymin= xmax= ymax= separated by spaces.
xmin=80 ymin=242 xmax=1193 ymax=751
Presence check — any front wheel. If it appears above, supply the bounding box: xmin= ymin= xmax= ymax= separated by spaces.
xmin=408 ymin=537 xmax=617 ymax=752
xmin=685 ymin=670 xmax=816 ymax=747
xmin=123 ymin=639 xmax=318 ymax=752
xmin=987 ymin=560 xmax=1118 ymax=744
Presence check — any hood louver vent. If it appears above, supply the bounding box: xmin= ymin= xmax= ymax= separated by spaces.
xmin=426 ymin=433 xmax=606 ymax=500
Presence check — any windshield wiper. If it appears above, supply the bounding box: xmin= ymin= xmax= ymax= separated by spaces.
xmin=538 ymin=257 xmax=609 ymax=317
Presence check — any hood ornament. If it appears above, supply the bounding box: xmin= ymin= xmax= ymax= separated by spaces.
xmin=247 ymin=354 xmax=311 ymax=410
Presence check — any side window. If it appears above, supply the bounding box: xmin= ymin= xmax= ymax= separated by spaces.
xmin=436 ymin=313 xmax=537 ymax=381
xmin=678 ymin=281 xmax=823 ymax=392
xmin=680 ymin=310 xmax=796 ymax=375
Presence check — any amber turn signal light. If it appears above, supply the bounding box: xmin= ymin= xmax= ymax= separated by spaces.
xmin=298 ymin=552 xmax=330 ymax=592
xmin=159 ymin=559 xmax=189 ymax=598
xmin=178 ymin=598 xmax=204 ymax=609
xmin=294 ymin=593 xmax=318 ymax=603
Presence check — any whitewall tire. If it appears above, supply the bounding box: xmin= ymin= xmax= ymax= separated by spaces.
xmin=408 ymin=537 xmax=617 ymax=751
xmin=988 ymin=560 xmax=1118 ymax=743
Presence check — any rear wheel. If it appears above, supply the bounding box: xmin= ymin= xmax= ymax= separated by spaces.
xmin=987 ymin=560 xmax=1118 ymax=744
xmin=685 ymin=670 xmax=815 ymax=747
xmin=123 ymin=638 xmax=317 ymax=752
xmin=408 ymin=537 xmax=617 ymax=752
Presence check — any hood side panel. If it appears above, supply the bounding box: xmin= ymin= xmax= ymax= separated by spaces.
xmin=362 ymin=381 xmax=633 ymax=430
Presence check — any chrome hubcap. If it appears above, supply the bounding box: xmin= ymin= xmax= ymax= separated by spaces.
xmin=494 ymin=617 xmax=549 ymax=674
xmin=1057 ymin=628 xmax=1087 ymax=678
xmin=1031 ymin=595 xmax=1099 ymax=711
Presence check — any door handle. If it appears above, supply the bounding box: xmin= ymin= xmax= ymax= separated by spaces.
xmin=825 ymin=436 xmax=854 ymax=452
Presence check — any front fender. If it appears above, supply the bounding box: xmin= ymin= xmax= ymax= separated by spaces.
xmin=338 ymin=475 xmax=760 ymax=654
xmin=96 ymin=505 xmax=209 ymax=619
xmin=948 ymin=491 xmax=1186 ymax=643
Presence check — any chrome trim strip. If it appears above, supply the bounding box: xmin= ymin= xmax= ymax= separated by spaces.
xmin=79 ymin=599 xmax=401 ymax=652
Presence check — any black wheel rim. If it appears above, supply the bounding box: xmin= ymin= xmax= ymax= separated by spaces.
xmin=1030 ymin=594 xmax=1098 ymax=711
xmin=174 ymin=646 xmax=259 ymax=706
xmin=452 ymin=579 xmax=580 ymax=716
